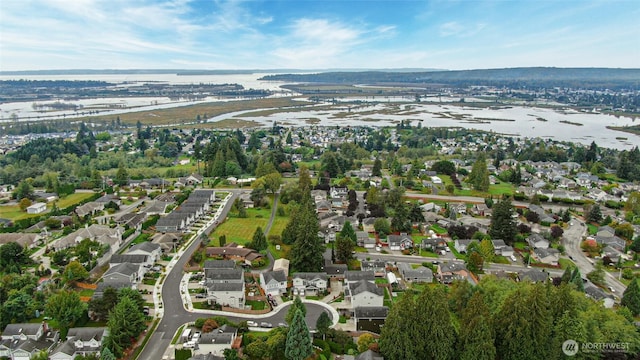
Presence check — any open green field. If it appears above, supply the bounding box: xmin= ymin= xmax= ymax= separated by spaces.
xmin=209 ymin=208 xmax=271 ymax=245
xmin=268 ymin=215 xmax=289 ymax=237
xmin=56 ymin=192 xmax=96 ymax=208
xmin=438 ymin=175 xmax=514 ymax=197
xmin=0 ymin=191 xmax=96 ymax=221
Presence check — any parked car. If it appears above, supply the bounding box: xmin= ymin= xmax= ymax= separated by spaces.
xmin=246 ymin=321 xmax=258 ymax=327
xmin=278 ymin=322 xmax=288 ymax=328
xmin=260 ymin=322 xmax=273 ymax=328
xmin=195 ymin=293 xmax=206 ymax=299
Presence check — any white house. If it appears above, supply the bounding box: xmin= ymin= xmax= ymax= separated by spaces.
xmin=127 ymin=242 xmax=162 ymax=262
xmin=195 ymin=325 xmax=237 ymax=357
xmin=205 ymin=268 xmax=245 ymax=308
xmin=292 ymin=272 xmax=328 ymax=296
xmin=348 ymin=280 xmax=384 ymax=308
xmin=387 ymin=233 xmax=413 ymax=251
xmin=26 ymin=202 xmax=47 ymax=214
xmin=260 ymin=270 xmax=288 ymax=296
xmin=50 ymin=327 xmax=107 ymax=360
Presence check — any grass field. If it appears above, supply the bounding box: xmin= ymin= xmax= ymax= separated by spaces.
xmin=438 ymin=175 xmax=514 ymax=197
xmin=0 ymin=191 xmax=96 ymax=221
xmin=268 ymin=216 xmax=289 ymax=237
xmin=209 ymin=207 xmax=271 ymax=245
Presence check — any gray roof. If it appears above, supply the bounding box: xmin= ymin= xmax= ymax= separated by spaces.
xmin=188 ymin=354 xmax=224 ymax=360
xmin=351 ymin=280 xmax=384 ymax=296
xmin=345 ymin=271 xmax=375 ymax=283
xmin=105 ymin=262 xmax=139 ymax=277
xmin=207 ymin=282 xmax=244 ymax=291
xmin=203 ymin=260 xmax=236 ymax=269
xmin=128 ymin=242 xmax=161 ymax=254
xmin=518 ymin=269 xmax=549 ymax=283
xmin=204 ymin=268 xmax=243 ymax=281
xmin=354 ymin=306 xmax=389 ymax=318
xmin=198 ymin=332 xmax=234 ymax=345
xmin=356 ymin=350 xmax=384 ymax=360
xmin=263 ymin=270 xmax=287 ymax=283
xmin=67 ymin=327 xmax=107 ymax=342
xmin=324 ymin=264 xmax=348 ymax=276
xmin=439 ymin=262 xmax=467 ymax=273
xmin=293 ymin=272 xmax=327 ymax=281
xmin=110 ymin=254 xmax=149 ymax=264
xmin=2 ymin=323 xmax=42 ymax=337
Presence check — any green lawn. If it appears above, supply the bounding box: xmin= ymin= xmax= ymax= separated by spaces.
xmin=245 ymin=300 xmax=267 ymax=310
xmin=430 ymin=224 xmax=448 ymax=235
xmin=0 ymin=191 xmax=96 ymax=221
xmin=56 ymin=192 xmax=96 ymax=208
xmin=210 ymin=207 xmax=271 ymax=245
xmin=587 ymin=224 xmax=599 ymax=235
xmin=558 ymin=258 xmax=577 ymax=269
xmin=269 ymin=243 xmax=291 ymax=259
xmin=436 ymin=175 xmax=514 ymax=197
xmin=269 ymin=216 xmax=289 ymax=237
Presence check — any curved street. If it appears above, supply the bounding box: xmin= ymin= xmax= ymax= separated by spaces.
xmin=138 ymin=189 xmax=335 ymax=360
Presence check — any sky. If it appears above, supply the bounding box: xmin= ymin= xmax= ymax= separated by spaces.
xmin=1 ymin=0 xmax=639 ymax=71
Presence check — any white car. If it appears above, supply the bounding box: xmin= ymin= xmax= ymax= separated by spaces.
xmin=246 ymin=321 xmax=258 ymax=327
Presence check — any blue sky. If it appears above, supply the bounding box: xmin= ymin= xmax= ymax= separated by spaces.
xmin=1 ymin=0 xmax=638 ymax=71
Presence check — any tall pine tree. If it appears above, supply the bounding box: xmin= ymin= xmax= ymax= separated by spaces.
xmin=285 ymin=309 xmax=313 ymax=360
xmin=458 ymin=292 xmax=496 ymax=360
xmin=289 ymin=195 xmax=324 ymax=272
xmin=489 ymin=197 xmax=517 ymax=245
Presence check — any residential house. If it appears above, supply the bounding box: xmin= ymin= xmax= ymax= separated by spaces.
xmin=292 ymin=272 xmax=328 ymax=296
xmin=75 ymin=202 xmax=105 ymax=218
xmin=204 ymin=260 xmax=236 ymax=270
xmin=204 ymin=268 xmax=245 ymax=308
xmin=151 ymin=233 xmax=181 ymax=253
xmin=360 ymin=260 xmax=387 ymax=277
xmin=54 ymin=224 xmax=122 ymax=254
xmin=347 ymin=280 xmax=384 ymax=308
xmin=518 ymin=269 xmax=550 ymax=283
xmin=102 ymin=262 xmax=142 ymax=286
xmin=472 ymin=203 xmax=492 ymax=217
xmin=206 ymin=245 xmax=263 ymax=265
xmin=26 ymin=202 xmax=47 ymax=214
xmin=195 ymin=324 xmax=238 ymax=357
xmin=175 ymin=174 xmax=204 ymax=187
xmin=91 ymin=282 xmax=131 ymax=300
xmin=344 ymin=271 xmax=375 ymax=286
xmin=584 ymin=282 xmax=615 ymax=308
xmin=324 ymin=264 xmax=348 ymax=279
xmin=127 ymin=242 xmax=162 ymax=262
xmin=95 ymin=194 xmax=121 ymax=207
xmin=492 ymin=239 xmax=514 ymax=257
xmin=356 ymin=231 xmax=376 ymax=248
xmin=0 ymin=322 xmax=58 ymax=360
xmin=141 ymin=200 xmax=171 ymax=216
xmin=420 ymin=202 xmax=442 ymax=213
xmin=533 ymin=248 xmax=560 ymax=266
xmin=387 ymin=233 xmax=413 ymax=251
xmin=109 ymin=254 xmax=152 ymax=268
xmin=527 ymin=233 xmax=550 ymax=249
xmin=116 ymin=212 xmax=147 ymax=231
xmin=437 ymin=262 xmax=470 ymax=284
xmin=602 ymin=245 xmax=624 ymax=262
xmin=397 ymin=263 xmax=433 ymax=283
xmin=50 ymin=327 xmax=107 ymax=360
xmin=260 ymin=270 xmax=288 ymax=296
xmin=596 ymin=235 xmax=626 ymax=252
xmin=354 ymin=306 xmax=389 ymax=334
xmin=362 ymin=218 xmax=377 ymax=233
xmin=0 ymin=233 xmax=41 ymax=249
xmin=273 ymin=258 xmax=290 ymax=277
xmin=454 ymin=239 xmax=476 ymax=254
xmin=527 ymin=204 xmax=556 ymax=223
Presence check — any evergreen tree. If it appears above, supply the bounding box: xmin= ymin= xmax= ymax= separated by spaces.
xmin=289 ymin=197 xmax=324 ymax=272
xmin=100 ymin=347 xmax=116 ymax=360
xmin=315 ymin=311 xmax=332 ymax=340
xmin=285 ymin=309 xmax=313 ymax=360
xmin=372 ymin=157 xmax=382 ymax=177
xmin=570 ymin=267 xmax=584 ymax=292
xmin=415 ymin=286 xmax=456 ymax=359
xmin=380 ymin=291 xmax=421 ymax=360
xmin=105 ymin=296 xmax=146 ymax=357
xmin=339 ymin=221 xmax=357 ymax=245
xmin=467 ymin=153 xmax=490 ymax=191
xmin=489 ymin=197 xmax=517 ymax=245
xmin=249 ymin=227 xmax=268 ymax=252
xmin=458 ymin=292 xmax=496 ymax=360
xmin=622 ymin=279 xmax=640 ymax=316
xmin=286 ymin=296 xmax=307 ymax=324
xmin=335 ymin=234 xmax=354 ymax=263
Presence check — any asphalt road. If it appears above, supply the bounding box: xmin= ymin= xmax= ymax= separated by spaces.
xmin=138 ymin=189 xmax=332 ymax=360
xmin=564 ymin=217 xmax=627 ymax=294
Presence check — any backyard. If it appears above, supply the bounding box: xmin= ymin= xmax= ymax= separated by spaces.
xmin=209 ymin=207 xmax=271 ymax=246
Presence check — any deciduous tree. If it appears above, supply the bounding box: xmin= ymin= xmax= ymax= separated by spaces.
xmin=45 ymin=290 xmax=86 ymax=339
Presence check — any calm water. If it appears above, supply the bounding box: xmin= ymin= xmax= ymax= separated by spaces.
xmin=1 ymin=73 xmax=638 ymax=150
